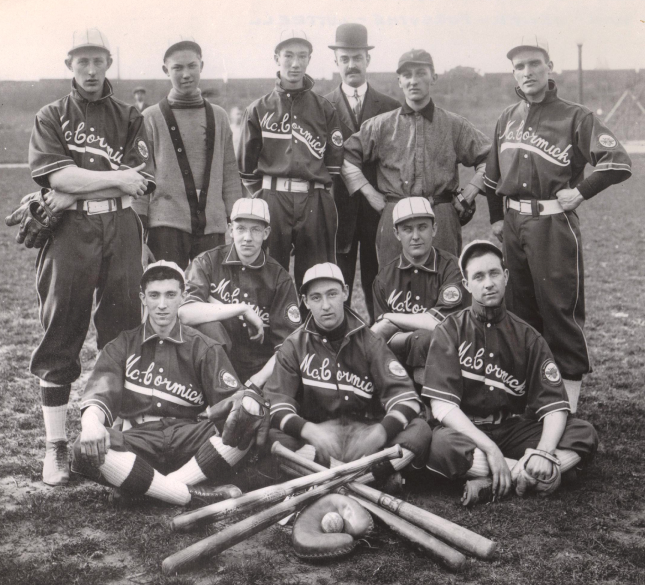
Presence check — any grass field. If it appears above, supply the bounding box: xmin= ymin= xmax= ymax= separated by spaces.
xmin=0 ymin=161 xmax=644 ymax=585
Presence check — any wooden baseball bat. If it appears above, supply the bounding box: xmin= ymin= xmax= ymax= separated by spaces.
xmin=348 ymin=495 xmax=466 ymax=572
xmin=162 ymin=472 xmax=357 ymax=575
xmin=273 ymin=442 xmax=496 ymax=560
xmin=171 ymin=443 xmax=402 ymax=532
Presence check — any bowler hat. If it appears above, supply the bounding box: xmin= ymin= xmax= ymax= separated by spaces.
xmin=328 ymin=23 xmax=374 ymax=50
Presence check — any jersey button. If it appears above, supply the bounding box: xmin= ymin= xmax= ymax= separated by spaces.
xmin=90 ymin=127 xmax=95 ymax=131
xmin=242 ymin=323 xmax=247 ymax=328
xmin=184 ymin=170 xmax=189 ymax=175
xmin=489 ymin=353 xmax=494 ymax=358
xmin=157 ymin=402 xmax=162 ymax=408
xmin=171 ymin=126 xmax=176 ymax=131
xmin=242 ymin=267 xmax=246 ymax=271
xmin=489 ymin=386 xmax=494 ymax=391
xmin=159 ymin=340 xmax=164 ymax=344
xmin=243 ymin=293 xmax=248 ymax=298
xmin=524 ymin=154 xmax=528 ymax=159
xmin=178 ymin=148 xmax=183 ymax=152
xmin=414 ymin=270 xmax=418 ymax=274
xmin=416 ymin=296 xmax=420 ymax=300
xmin=322 ymin=339 xmax=327 ymax=343
xmin=90 ymin=158 xmax=95 ymax=162
xmin=159 ymin=367 xmax=164 ymax=373
xmin=345 ymin=396 xmax=349 ymax=401
xmin=486 ymin=323 xmax=491 ymax=328
xmin=522 ymin=183 xmax=527 ymax=187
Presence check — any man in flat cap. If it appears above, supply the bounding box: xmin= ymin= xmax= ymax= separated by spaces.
xmin=133 ymin=87 xmax=149 ymax=113
xmin=342 ymin=49 xmax=491 ymax=265
xmin=324 ymin=24 xmax=400 ymax=322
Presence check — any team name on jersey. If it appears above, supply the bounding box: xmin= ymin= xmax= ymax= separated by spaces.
xmin=260 ymin=111 xmax=327 ymax=159
xmin=498 ymin=120 xmax=572 ymax=167
xmin=387 ymin=289 xmax=428 ymax=314
xmin=300 ymin=353 xmax=374 ymax=395
xmin=211 ymin=279 xmax=270 ymax=325
xmin=458 ymin=341 xmax=526 ymax=396
xmin=125 ymin=354 xmax=205 ymax=406
xmin=62 ymin=118 xmax=124 ymax=167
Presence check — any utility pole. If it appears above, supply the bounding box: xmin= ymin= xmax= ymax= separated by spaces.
xmin=577 ymin=43 xmax=583 ymax=104
xmin=116 ymin=46 xmax=121 ymax=80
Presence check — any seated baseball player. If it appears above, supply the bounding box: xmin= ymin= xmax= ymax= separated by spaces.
xmin=264 ymin=262 xmax=432 ymax=468
xmin=71 ymin=260 xmax=271 ymax=506
xmin=421 ymin=240 xmax=598 ymax=505
xmin=179 ymin=198 xmax=301 ymax=386
xmin=371 ymin=197 xmax=469 ymax=385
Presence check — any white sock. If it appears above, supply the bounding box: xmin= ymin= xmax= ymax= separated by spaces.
xmin=42 ymin=405 xmax=68 ymax=442
xmin=465 ymin=448 xmax=518 ymax=478
xmin=168 ymin=457 xmax=207 ymax=486
xmin=555 ymin=449 xmax=581 ymax=473
xmin=146 ymin=470 xmax=190 ymax=505
xmin=563 ymin=379 xmax=582 ymax=414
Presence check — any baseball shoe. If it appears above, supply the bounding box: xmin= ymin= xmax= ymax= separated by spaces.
xmin=187 ymin=484 xmax=242 ymax=508
xmin=43 ymin=440 xmax=69 ymax=486
xmin=109 ymin=488 xmax=149 ymax=507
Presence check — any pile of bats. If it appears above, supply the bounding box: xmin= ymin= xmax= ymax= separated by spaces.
xmin=162 ymin=443 xmax=497 ymax=575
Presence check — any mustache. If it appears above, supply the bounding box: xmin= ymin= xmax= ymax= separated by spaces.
xmin=346 ymin=68 xmax=362 ymax=75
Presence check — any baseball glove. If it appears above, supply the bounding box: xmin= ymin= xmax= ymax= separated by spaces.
xmin=514 ymin=448 xmax=561 ymax=497
xmin=452 ymin=191 xmax=477 ymax=226
xmin=5 ymin=189 xmax=63 ymax=248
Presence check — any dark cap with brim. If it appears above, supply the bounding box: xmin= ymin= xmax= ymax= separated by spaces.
xmin=396 ymin=49 xmax=434 ymax=74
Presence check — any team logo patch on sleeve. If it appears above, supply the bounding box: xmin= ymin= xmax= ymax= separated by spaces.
xmin=388 ymin=360 xmax=408 ymax=378
xmin=137 ymin=140 xmax=149 ymax=160
xmin=442 ymin=285 xmax=462 ymax=305
xmin=219 ymin=369 xmax=239 ymax=389
xmin=598 ymin=134 xmax=617 ymax=149
xmin=286 ymin=304 xmax=302 ymax=324
xmin=331 ymin=129 xmax=343 ymax=147
xmin=541 ymin=360 xmax=562 ymax=385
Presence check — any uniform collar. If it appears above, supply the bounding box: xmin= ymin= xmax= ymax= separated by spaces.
xmin=401 ymin=98 xmax=434 ymax=122
xmin=222 ymin=243 xmax=267 ymax=269
xmin=71 ymin=78 xmax=114 ymax=103
xmin=303 ymin=306 xmax=366 ymax=339
xmin=142 ymin=319 xmax=185 ymax=344
xmin=470 ymin=299 xmax=507 ymax=324
xmin=397 ymin=247 xmax=437 ymax=273
xmin=515 ymin=79 xmax=558 ymax=104
xmin=275 ymin=74 xmax=315 ymax=94
xmin=341 ymin=81 xmax=368 ymax=98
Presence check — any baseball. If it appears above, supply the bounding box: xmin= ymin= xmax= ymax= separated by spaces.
xmin=321 ymin=511 xmax=344 ymax=533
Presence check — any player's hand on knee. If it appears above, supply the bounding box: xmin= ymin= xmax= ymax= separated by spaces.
xmin=491 ymin=220 xmax=504 ymax=243
xmin=244 ymin=307 xmax=265 ymax=344
xmin=524 ymin=451 xmax=555 ymax=482
xmin=116 ymin=163 xmax=148 ymax=198
xmin=80 ymin=416 xmax=111 ymax=468
xmin=485 ymin=446 xmax=512 ymax=499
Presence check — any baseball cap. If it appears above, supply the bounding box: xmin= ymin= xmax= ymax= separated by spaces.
xmin=69 ymin=28 xmax=111 ymax=55
xmin=133 ymin=87 xmax=146 ymax=94
xmin=276 ymin=30 xmax=313 ymax=54
xmin=392 ymin=197 xmax=435 ymax=226
xmin=396 ymin=49 xmax=434 ymax=74
xmin=459 ymin=240 xmax=503 ymax=276
xmin=300 ymin=263 xmax=345 ymax=293
xmin=141 ymin=260 xmax=185 ymax=285
xmin=164 ymin=35 xmax=202 ymax=61
xmin=231 ymin=198 xmax=270 ymax=224
xmin=507 ymin=35 xmax=550 ymax=61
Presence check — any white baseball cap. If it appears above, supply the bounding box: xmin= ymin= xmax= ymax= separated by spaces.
xmin=392 ymin=197 xmax=435 ymax=226
xmin=276 ymin=30 xmax=313 ymax=54
xmin=301 ymin=262 xmax=345 ymax=293
xmin=142 ymin=260 xmax=185 ymax=285
xmin=507 ymin=35 xmax=550 ymax=61
xmin=231 ymin=198 xmax=270 ymax=224
xmin=164 ymin=35 xmax=202 ymax=61
xmin=69 ymin=28 xmax=111 ymax=55
xmin=459 ymin=240 xmax=503 ymax=276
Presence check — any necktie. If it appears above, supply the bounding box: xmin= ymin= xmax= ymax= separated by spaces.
xmin=352 ymin=90 xmax=362 ymax=120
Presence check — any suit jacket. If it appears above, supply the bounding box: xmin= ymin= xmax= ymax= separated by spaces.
xmin=325 ymin=84 xmax=400 ymax=252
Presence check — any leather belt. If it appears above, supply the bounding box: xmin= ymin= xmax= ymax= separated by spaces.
xmin=507 ymin=198 xmax=563 ymax=216
xmin=263 ymin=176 xmax=326 ymax=193
xmin=122 ymin=414 xmax=164 ymax=431
xmin=385 ymin=193 xmax=455 ymax=205
xmin=72 ymin=196 xmax=131 ymax=214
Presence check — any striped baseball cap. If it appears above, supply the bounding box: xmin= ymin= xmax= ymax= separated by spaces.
xmin=164 ymin=35 xmax=202 ymax=61
xmin=507 ymin=35 xmax=550 ymax=61
xmin=458 ymin=239 xmax=503 ymax=276
xmin=276 ymin=30 xmax=313 ymax=54
xmin=69 ymin=28 xmax=111 ymax=55
xmin=392 ymin=197 xmax=435 ymax=226
xmin=301 ymin=262 xmax=345 ymax=293
xmin=142 ymin=260 xmax=185 ymax=285
xmin=231 ymin=198 xmax=270 ymax=224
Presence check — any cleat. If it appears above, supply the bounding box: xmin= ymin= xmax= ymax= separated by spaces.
xmin=108 ymin=488 xmax=149 ymax=507
xmin=43 ymin=440 xmax=69 ymax=486
xmin=461 ymin=477 xmax=494 ymax=507
xmin=187 ymin=484 xmax=242 ymax=507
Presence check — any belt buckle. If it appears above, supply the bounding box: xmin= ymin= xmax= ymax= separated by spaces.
xmin=519 ymin=200 xmax=532 ymax=214
xmin=283 ymin=178 xmax=291 ymax=191
xmin=86 ymin=199 xmax=115 ymax=215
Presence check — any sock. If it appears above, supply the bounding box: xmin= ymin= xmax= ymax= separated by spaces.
xmin=168 ymin=436 xmax=248 ymax=485
xmin=555 ymin=449 xmax=581 ymax=473
xmin=40 ymin=381 xmax=71 ymax=442
xmin=465 ymin=448 xmax=518 ymax=478
xmin=563 ymin=379 xmax=582 ymax=414
xmin=100 ymin=450 xmax=190 ymax=505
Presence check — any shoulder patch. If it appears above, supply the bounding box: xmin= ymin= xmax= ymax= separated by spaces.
xmin=219 ymin=369 xmax=239 ymax=389
xmin=137 ymin=139 xmax=149 ymax=160
xmin=442 ymin=285 xmax=462 ymax=305
xmin=598 ymin=134 xmax=616 ymax=149
xmin=331 ymin=129 xmax=343 ymax=147
xmin=286 ymin=304 xmax=302 ymax=324
xmin=388 ymin=360 xmax=408 ymax=378
xmin=541 ymin=360 xmax=562 ymax=386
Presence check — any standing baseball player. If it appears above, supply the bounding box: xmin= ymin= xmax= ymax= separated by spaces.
xmin=179 ymin=198 xmax=301 ymax=385
xmin=71 ymin=261 xmax=269 ymax=506
xmin=132 ymin=87 xmax=150 ymax=113
xmin=342 ymin=49 xmax=491 ymax=264
xmin=422 ymin=241 xmax=598 ymax=505
xmin=264 ymin=263 xmax=432 ymax=467
xmin=26 ymin=28 xmax=155 ymax=486
xmin=324 ymin=23 xmax=400 ymax=321
xmin=238 ymin=31 xmax=344 ymax=292
xmin=141 ymin=36 xmax=242 ymax=269
xmin=371 ymin=198 xmax=469 ymax=384
xmin=484 ymin=37 xmax=632 ymax=412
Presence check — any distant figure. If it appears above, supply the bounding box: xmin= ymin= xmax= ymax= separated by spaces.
xmin=133 ymin=87 xmax=149 ymax=113
xmin=229 ymin=106 xmax=243 ymax=155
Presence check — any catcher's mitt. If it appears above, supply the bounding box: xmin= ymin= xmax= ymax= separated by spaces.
xmin=452 ymin=191 xmax=477 ymax=226
xmin=5 ymin=189 xmax=63 ymax=248
xmin=514 ymin=448 xmax=561 ymax=497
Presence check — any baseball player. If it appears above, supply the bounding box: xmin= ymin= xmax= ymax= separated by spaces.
xmin=264 ymin=263 xmax=432 ymax=467
xmin=324 ymin=23 xmax=400 ymax=321
xmin=71 ymin=261 xmax=270 ymax=506
xmin=484 ymin=37 xmax=632 ymax=412
xmin=179 ymin=198 xmax=301 ymax=385
xmin=133 ymin=87 xmax=149 ymax=113
xmin=27 ymin=28 xmax=155 ymax=485
xmin=142 ymin=37 xmax=242 ymax=269
xmin=371 ymin=198 xmax=469 ymax=384
xmin=422 ymin=240 xmax=598 ymax=505
xmin=342 ymin=49 xmax=491 ymax=264
xmin=237 ymin=30 xmax=344 ymax=292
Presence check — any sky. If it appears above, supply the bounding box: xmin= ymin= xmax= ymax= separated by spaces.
xmin=0 ymin=0 xmax=643 ymax=80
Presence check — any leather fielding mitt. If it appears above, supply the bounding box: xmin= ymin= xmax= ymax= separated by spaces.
xmin=5 ymin=189 xmax=63 ymax=248
xmin=452 ymin=191 xmax=477 ymax=226
xmin=292 ymin=494 xmax=373 ymax=559
xmin=514 ymin=448 xmax=561 ymax=497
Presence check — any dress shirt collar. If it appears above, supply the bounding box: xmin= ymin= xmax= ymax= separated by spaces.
xmin=142 ymin=319 xmax=185 ymax=344
xmin=342 ymin=82 xmax=368 ymax=98
xmin=401 ymin=98 xmax=435 ymax=122
xmin=223 ymin=243 xmax=267 ymax=269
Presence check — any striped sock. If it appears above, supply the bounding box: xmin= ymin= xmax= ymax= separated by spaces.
xmin=100 ymin=450 xmax=190 ymax=505
xmin=465 ymin=448 xmax=518 ymax=478
xmin=555 ymin=449 xmax=581 ymax=473
xmin=168 ymin=436 xmax=249 ymax=485
xmin=40 ymin=382 xmax=71 ymax=442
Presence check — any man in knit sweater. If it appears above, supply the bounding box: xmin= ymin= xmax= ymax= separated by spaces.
xmin=142 ymin=37 xmax=242 ymax=269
